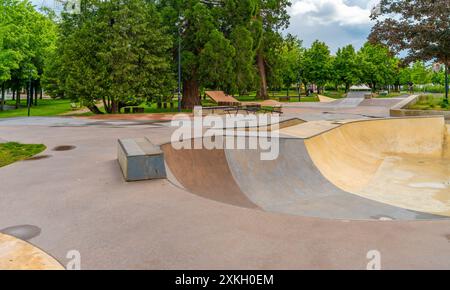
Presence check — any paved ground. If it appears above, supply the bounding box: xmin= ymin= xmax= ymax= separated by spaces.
xmin=1 ymin=97 xmax=450 ymax=269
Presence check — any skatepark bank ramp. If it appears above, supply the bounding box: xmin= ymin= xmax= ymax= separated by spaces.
xmin=162 ymin=117 xmax=450 ymax=220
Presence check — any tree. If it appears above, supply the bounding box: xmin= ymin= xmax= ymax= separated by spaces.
xmin=333 ymin=45 xmax=360 ymax=92
xmin=0 ymin=0 xmax=56 ymax=111
xmin=279 ymin=34 xmax=303 ymax=97
xmin=369 ymin=0 xmax=450 ymax=102
xmin=410 ymin=61 xmax=431 ymax=85
xmin=358 ymin=42 xmax=398 ymax=92
xmin=254 ymin=0 xmax=291 ymax=99
xmin=301 ymin=40 xmax=332 ymax=93
xmin=52 ymin=0 xmax=174 ymax=114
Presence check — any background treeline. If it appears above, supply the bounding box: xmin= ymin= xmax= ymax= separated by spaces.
xmin=0 ymin=0 xmax=447 ymax=114
xmin=0 ymin=0 xmax=56 ymax=111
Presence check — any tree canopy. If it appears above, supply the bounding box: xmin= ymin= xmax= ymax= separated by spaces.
xmin=45 ymin=0 xmax=174 ymax=113
xmin=370 ymin=0 xmax=449 ymax=101
xmin=0 ymin=0 xmax=57 ymax=110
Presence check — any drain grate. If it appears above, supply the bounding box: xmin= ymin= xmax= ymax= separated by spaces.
xmin=52 ymin=145 xmax=76 ymax=151
xmin=0 ymin=225 xmax=41 ymax=241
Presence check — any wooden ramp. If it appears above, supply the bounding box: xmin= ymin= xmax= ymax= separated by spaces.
xmin=205 ymin=91 xmax=241 ymax=106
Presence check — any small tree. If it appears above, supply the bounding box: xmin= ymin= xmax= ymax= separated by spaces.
xmin=302 ymin=40 xmax=332 ymax=94
xmin=333 ymin=45 xmax=360 ymax=92
xmin=279 ymin=35 xmax=303 ymax=97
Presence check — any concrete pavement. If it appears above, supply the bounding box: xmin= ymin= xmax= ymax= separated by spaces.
xmin=0 ymin=95 xmax=449 ymax=269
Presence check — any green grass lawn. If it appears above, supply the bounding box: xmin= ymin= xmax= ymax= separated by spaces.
xmin=376 ymin=92 xmax=410 ymax=98
xmin=0 ymin=142 xmax=46 ymax=167
xmin=0 ymin=99 xmax=73 ymax=118
xmin=236 ymin=90 xmax=319 ymax=102
xmin=407 ymin=94 xmax=449 ymax=111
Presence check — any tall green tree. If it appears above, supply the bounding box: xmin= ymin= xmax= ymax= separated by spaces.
xmin=301 ymin=40 xmax=332 ymax=93
xmin=279 ymin=34 xmax=303 ymax=97
xmin=358 ymin=43 xmax=398 ymax=91
xmin=52 ymin=0 xmax=174 ymax=114
xmin=254 ymin=0 xmax=291 ymax=99
xmin=370 ymin=0 xmax=450 ymax=102
xmin=0 ymin=0 xmax=55 ymax=110
xmin=333 ymin=45 xmax=360 ymax=92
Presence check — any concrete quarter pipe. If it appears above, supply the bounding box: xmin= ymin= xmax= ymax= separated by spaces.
xmin=163 ymin=116 xmax=450 ymax=221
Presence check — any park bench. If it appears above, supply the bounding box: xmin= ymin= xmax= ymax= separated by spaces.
xmin=123 ymin=106 xmax=145 ymax=114
xmin=279 ymin=96 xmax=291 ymax=102
xmin=117 ymin=138 xmax=166 ymax=182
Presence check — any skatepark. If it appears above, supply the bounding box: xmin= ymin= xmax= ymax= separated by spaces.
xmin=164 ymin=117 xmax=450 ymax=220
xmin=0 ymin=94 xmax=450 ymax=269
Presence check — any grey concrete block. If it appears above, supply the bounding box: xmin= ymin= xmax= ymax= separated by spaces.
xmin=118 ymin=138 xmax=167 ymax=181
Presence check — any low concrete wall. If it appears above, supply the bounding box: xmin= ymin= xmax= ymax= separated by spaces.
xmin=390 ymin=95 xmax=450 ymax=120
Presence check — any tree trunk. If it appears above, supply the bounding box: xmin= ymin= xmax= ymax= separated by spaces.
xmin=256 ymin=52 xmax=269 ymax=100
xmin=12 ymin=89 xmax=15 ymax=101
xmin=16 ymin=90 xmax=20 ymax=109
xmin=40 ymin=87 xmax=43 ymax=100
xmin=87 ymin=104 xmax=103 ymax=114
xmin=102 ymin=96 xmax=111 ymax=113
xmin=34 ymin=81 xmax=38 ymax=106
xmin=111 ymin=98 xmax=119 ymax=114
xmin=0 ymin=83 xmax=4 ymax=111
xmin=181 ymin=79 xmax=200 ymax=110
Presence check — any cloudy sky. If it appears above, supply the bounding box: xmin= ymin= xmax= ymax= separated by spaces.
xmin=286 ymin=0 xmax=380 ymax=53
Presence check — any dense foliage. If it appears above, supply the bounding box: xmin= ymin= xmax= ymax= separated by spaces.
xmin=1 ymin=0 xmax=447 ymax=114
xmin=370 ymin=0 xmax=449 ymax=102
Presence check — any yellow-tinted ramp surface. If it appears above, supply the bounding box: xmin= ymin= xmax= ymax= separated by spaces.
xmin=0 ymin=234 xmax=64 ymax=270
xmin=305 ymin=117 xmax=450 ymax=216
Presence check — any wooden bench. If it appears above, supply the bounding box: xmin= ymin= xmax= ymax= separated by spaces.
xmin=123 ymin=107 xmax=145 ymax=114
xmin=118 ymin=138 xmax=166 ymax=181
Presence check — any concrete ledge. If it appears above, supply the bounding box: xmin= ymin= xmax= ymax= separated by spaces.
xmin=390 ymin=95 xmax=450 ymax=120
xmin=118 ymin=138 xmax=167 ymax=181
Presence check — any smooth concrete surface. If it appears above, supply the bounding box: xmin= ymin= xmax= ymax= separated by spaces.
xmin=0 ymin=233 xmax=63 ymax=270
xmin=164 ymin=135 xmax=446 ymax=221
xmin=305 ymin=117 xmax=450 ymax=216
xmin=1 ymin=112 xmax=450 ymax=269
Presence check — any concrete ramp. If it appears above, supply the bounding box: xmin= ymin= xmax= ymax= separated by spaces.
xmin=305 ymin=117 xmax=450 ymax=216
xmin=162 ymin=117 xmax=449 ymax=220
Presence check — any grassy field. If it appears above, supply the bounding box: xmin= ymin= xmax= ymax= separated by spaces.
xmin=0 ymin=142 xmax=46 ymax=167
xmin=375 ymin=92 xmax=410 ymax=98
xmin=407 ymin=94 xmax=449 ymax=111
xmin=0 ymin=90 xmax=322 ymax=118
xmin=236 ymin=90 xmax=319 ymax=102
xmin=0 ymin=99 xmax=73 ymax=118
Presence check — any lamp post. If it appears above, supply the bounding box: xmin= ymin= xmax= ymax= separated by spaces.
xmin=27 ymin=69 xmax=32 ymax=117
xmin=298 ymin=69 xmax=302 ymax=102
xmin=177 ymin=15 xmax=183 ymax=113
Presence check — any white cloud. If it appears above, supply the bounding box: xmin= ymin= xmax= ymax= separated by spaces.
xmin=289 ymin=0 xmax=378 ymax=26
xmin=286 ymin=0 xmax=380 ymax=53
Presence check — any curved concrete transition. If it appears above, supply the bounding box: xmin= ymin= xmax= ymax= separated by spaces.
xmin=163 ymin=116 xmax=450 ymax=221
xmin=0 ymin=233 xmax=64 ymax=270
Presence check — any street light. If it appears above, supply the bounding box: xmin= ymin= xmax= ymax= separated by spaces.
xmin=27 ymin=69 xmax=32 ymax=117
xmin=177 ymin=14 xmax=184 ymax=113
